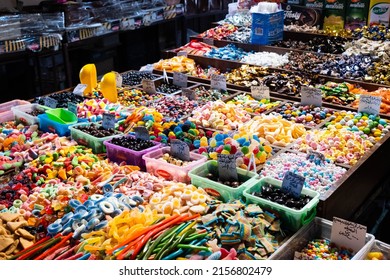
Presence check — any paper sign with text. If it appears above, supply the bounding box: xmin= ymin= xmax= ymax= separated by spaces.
xmin=330 ymin=217 xmax=367 ymax=254
xmin=134 ymin=126 xmax=150 ymax=141
xmin=114 ymin=72 xmax=123 ymax=88
xmin=301 ymin=86 xmax=322 ymax=107
xmin=177 ymin=51 xmax=187 ymax=57
xmin=73 ymin=84 xmax=87 ymax=96
xmin=44 ymin=97 xmax=58 ymax=109
xmin=102 ymin=113 xmax=115 ymax=130
xmin=211 ymin=74 xmax=227 ymax=91
xmin=251 ymin=85 xmax=270 ymax=100
xmin=142 ymin=79 xmax=157 ymax=94
xmin=281 ymin=171 xmax=305 ymax=198
xmin=171 ymin=139 xmax=191 ymax=161
xmin=173 ymin=72 xmax=188 ymax=88
xmin=67 ymin=102 xmax=78 ymax=115
xmin=182 ymin=88 xmax=196 ymax=100
xmin=217 ymin=154 xmax=238 ymax=182
xmin=358 ymin=94 xmax=382 ymax=116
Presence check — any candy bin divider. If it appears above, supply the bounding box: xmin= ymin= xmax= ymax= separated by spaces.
xmin=270 ymin=217 xmax=374 ymax=260
xmin=242 ymin=176 xmax=320 ymax=232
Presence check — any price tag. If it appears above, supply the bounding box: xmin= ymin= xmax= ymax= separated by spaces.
xmin=281 ymin=171 xmax=305 ymax=198
xmin=102 ymin=113 xmax=115 ymax=130
xmin=171 ymin=139 xmax=191 ymax=161
xmin=251 ymin=85 xmax=270 ymax=100
xmin=134 ymin=126 xmax=150 ymax=141
xmin=139 ymin=64 xmax=154 ymax=73
xmin=301 ymin=86 xmax=322 ymax=107
xmin=44 ymin=97 xmax=58 ymax=108
xmin=173 ymin=72 xmax=188 ymax=88
xmin=177 ymin=51 xmax=187 ymax=57
xmin=182 ymin=88 xmax=196 ymax=101
xmin=210 ymin=74 xmax=227 ymax=91
xmin=203 ymin=38 xmax=214 ymax=46
xmin=217 ymin=154 xmax=238 ymax=182
xmin=358 ymin=94 xmax=382 ymax=116
xmin=67 ymin=102 xmax=78 ymax=115
xmin=114 ymin=72 xmax=123 ymax=88
xmin=330 ymin=217 xmax=367 ymax=254
xmin=73 ymin=84 xmax=87 ymax=96
xmin=142 ymin=79 xmax=157 ymax=94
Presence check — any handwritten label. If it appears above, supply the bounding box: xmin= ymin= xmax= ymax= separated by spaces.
xmin=73 ymin=84 xmax=87 ymax=96
xmin=102 ymin=113 xmax=115 ymax=130
xmin=210 ymin=74 xmax=227 ymax=91
xmin=217 ymin=154 xmax=238 ymax=182
xmin=134 ymin=126 xmax=150 ymax=141
xmin=44 ymin=97 xmax=58 ymax=109
xmin=251 ymin=85 xmax=270 ymax=100
xmin=203 ymin=38 xmax=214 ymax=46
xmin=67 ymin=102 xmax=78 ymax=115
xmin=301 ymin=86 xmax=322 ymax=107
xmin=358 ymin=94 xmax=382 ymax=116
xmin=163 ymin=69 xmax=169 ymax=83
xmin=114 ymin=72 xmax=123 ymax=88
xmin=142 ymin=79 xmax=157 ymax=94
xmin=182 ymin=88 xmax=196 ymax=100
xmin=173 ymin=72 xmax=188 ymax=88
xmin=171 ymin=139 xmax=191 ymax=161
xmin=281 ymin=171 xmax=305 ymax=198
xmin=177 ymin=51 xmax=187 ymax=57
xmin=330 ymin=217 xmax=367 ymax=254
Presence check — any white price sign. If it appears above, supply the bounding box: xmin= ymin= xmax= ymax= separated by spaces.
xmin=358 ymin=94 xmax=382 ymax=116
xmin=173 ymin=72 xmax=188 ymax=88
xmin=330 ymin=217 xmax=367 ymax=254
xmin=142 ymin=79 xmax=157 ymax=94
xmin=210 ymin=74 xmax=227 ymax=91
xmin=301 ymin=86 xmax=322 ymax=107
xmin=251 ymin=85 xmax=270 ymax=100
xmin=73 ymin=84 xmax=87 ymax=96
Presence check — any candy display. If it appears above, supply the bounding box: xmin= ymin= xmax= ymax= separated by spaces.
xmin=198 ymin=24 xmax=238 ymax=40
xmin=173 ymin=41 xmax=216 ymax=56
xmin=318 ymin=82 xmax=359 ymax=105
xmin=274 ymin=36 xmax=347 ymax=54
xmin=156 ymin=82 xmax=181 ymax=94
xmin=204 ymin=44 xmax=249 ymax=61
xmin=188 ymin=65 xmax=221 ymax=79
xmin=295 ymin=239 xmax=353 ymax=260
xmin=238 ymin=115 xmax=306 ymax=147
xmin=241 ymin=52 xmax=289 ymax=68
xmin=188 ymin=100 xmax=251 ymax=131
xmin=122 ymin=71 xmax=158 ymax=86
xmin=76 ymin=98 xmax=131 ymax=122
xmin=343 ymin=38 xmax=390 ymax=62
xmin=152 ymin=96 xmax=199 ymax=121
xmin=260 ymin=152 xmax=347 ymax=193
xmin=153 ymin=56 xmax=196 ymax=73
xmin=118 ymin=88 xmax=164 ymax=107
xmin=34 ymin=92 xmax=86 ymax=109
xmin=225 ymin=94 xmax=281 ymax=115
xmin=283 ymin=24 xmax=319 ymax=32
xmin=272 ymin=102 xmax=334 ymax=127
xmin=218 ymin=12 xmax=252 ymax=27
xmin=225 ymin=27 xmax=251 ymax=43
xmin=352 ymin=25 xmax=390 ymax=41
xmin=109 ymin=136 xmax=156 ymax=151
xmin=351 ymin=88 xmax=390 ymax=114
xmin=191 ymin=86 xmax=231 ymax=104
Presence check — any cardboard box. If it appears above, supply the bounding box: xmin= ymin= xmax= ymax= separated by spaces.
xmin=282 ymin=3 xmax=323 ymax=28
xmin=345 ymin=0 xmax=369 ymax=30
xmin=304 ymin=0 xmax=324 ymax=9
xmin=368 ymin=0 xmax=390 ymax=27
xmin=251 ymin=11 xmax=284 ymax=45
xmin=323 ymin=0 xmax=346 ymax=30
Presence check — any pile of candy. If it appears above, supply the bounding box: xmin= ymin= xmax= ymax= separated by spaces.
xmin=225 ymin=94 xmax=281 ymax=115
xmin=241 ymin=52 xmax=289 ymax=68
xmin=296 ymin=239 xmax=354 ymax=260
xmin=205 ymin=44 xmax=250 ymax=61
xmin=173 ymin=41 xmax=216 ymax=56
xmin=198 ymin=24 xmax=238 ymax=40
xmin=153 ymin=56 xmax=196 ymax=73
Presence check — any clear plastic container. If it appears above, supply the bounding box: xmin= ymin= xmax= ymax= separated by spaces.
xmin=11 ymin=103 xmax=49 ymax=125
xmin=37 ymin=113 xmax=77 ymax=136
xmin=142 ymin=147 xmax=207 ymax=183
xmin=188 ymin=160 xmax=258 ymax=202
xmin=104 ymin=136 xmax=162 ymax=170
xmin=69 ymin=123 xmax=122 ymax=154
xmin=0 ymin=99 xmax=30 ymax=123
xmin=270 ymin=217 xmax=375 ymax=260
xmin=243 ymin=177 xmax=320 ymax=232
xmin=359 ymin=239 xmax=390 ymax=260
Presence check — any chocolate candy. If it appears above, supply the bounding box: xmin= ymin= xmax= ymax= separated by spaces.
xmin=205 ymin=172 xmax=241 ymax=188
xmin=34 ymin=92 xmax=85 ymax=109
xmin=122 ymin=71 xmax=158 ymax=86
xmin=73 ymin=123 xmax=118 ymax=138
xmin=274 ymin=36 xmax=346 ymax=54
xmin=352 ymin=25 xmax=390 ymax=41
xmin=110 ymin=136 xmax=155 ymax=151
xmin=27 ymin=109 xmax=45 ymax=117
xmin=252 ymin=184 xmax=311 ymax=210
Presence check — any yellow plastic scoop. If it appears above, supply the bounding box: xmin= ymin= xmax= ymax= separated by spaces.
xmin=80 ymin=64 xmax=97 ymax=96
xmin=100 ymin=72 xmax=118 ymax=103
xmin=45 ymin=108 xmax=78 ymax=124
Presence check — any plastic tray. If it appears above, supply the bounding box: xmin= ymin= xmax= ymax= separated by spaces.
xmin=0 ymin=99 xmax=30 ymax=123
xmin=104 ymin=136 xmax=162 ymax=170
xmin=270 ymin=217 xmax=375 ymax=260
xmin=359 ymin=239 xmax=390 ymax=260
xmin=37 ymin=113 xmax=77 ymax=136
xmin=142 ymin=147 xmax=207 ymax=183
xmin=188 ymin=160 xmax=258 ymax=202
xmin=69 ymin=123 xmax=123 ymax=154
xmin=11 ymin=103 xmax=49 ymax=125
xmin=243 ymin=177 xmax=320 ymax=232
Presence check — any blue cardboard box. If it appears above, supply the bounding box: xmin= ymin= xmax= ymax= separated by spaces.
xmin=251 ymin=11 xmax=284 ymax=45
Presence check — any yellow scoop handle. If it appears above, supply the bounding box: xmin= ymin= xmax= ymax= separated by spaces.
xmin=100 ymin=72 xmax=118 ymax=103
xmin=79 ymin=64 xmax=97 ymax=96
